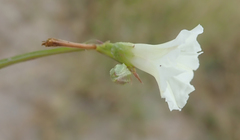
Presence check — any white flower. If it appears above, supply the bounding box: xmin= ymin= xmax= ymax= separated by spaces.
xmin=129 ymin=25 xmax=203 ymax=111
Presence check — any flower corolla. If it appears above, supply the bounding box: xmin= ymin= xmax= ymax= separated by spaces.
xmin=129 ymin=25 xmax=203 ymax=111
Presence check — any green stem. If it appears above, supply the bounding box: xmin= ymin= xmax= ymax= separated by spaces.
xmin=0 ymin=47 xmax=83 ymax=69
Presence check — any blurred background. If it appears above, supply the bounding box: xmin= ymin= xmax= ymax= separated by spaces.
xmin=0 ymin=0 xmax=240 ymax=140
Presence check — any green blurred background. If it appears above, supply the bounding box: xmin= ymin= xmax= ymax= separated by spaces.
xmin=0 ymin=0 xmax=240 ymax=140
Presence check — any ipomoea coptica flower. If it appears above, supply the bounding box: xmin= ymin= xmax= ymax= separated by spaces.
xmin=43 ymin=25 xmax=203 ymax=111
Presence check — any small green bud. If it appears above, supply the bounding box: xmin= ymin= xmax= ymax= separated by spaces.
xmin=110 ymin=63 xmax=132 ymax=84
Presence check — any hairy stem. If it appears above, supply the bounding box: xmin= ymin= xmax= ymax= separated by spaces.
xmin=0 ymin=47 xmax=83 ymax=69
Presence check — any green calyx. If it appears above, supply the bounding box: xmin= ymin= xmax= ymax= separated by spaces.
xmin=96 ymin=42 xmax=134 ymax=67
xmin=96 ymin=42 xmax=142 ymax=84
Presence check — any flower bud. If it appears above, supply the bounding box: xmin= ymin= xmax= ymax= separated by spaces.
xmin=110 ymin=63 xmax=132 ymax=84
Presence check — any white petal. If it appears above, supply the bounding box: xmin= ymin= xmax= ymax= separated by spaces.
xmin=132 ymin=43 xmax=178 ymax=61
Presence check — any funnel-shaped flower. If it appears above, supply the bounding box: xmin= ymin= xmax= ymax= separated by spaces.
xmin=129 ymin=25 xmax=203 ymax=111
xmin=96 ymin=25 xmax=203 ymax=111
